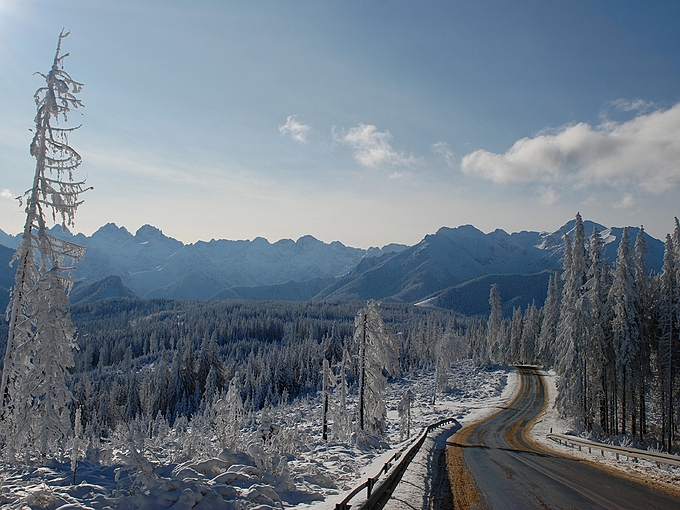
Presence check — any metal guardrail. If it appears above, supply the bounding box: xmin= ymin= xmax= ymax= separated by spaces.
xmin=547 ymin=433 xmax=680 ymax=467
xmin=335 ymin=418 xmax=458 ymax=510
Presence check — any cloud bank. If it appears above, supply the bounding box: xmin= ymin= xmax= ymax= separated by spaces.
xmin=461 ymin=103 xmax=680 ymax=193
xmin=279 ymin=115 xmax=310 ymax=143
xmin=338 ymin=124 xmax=417 ymax=168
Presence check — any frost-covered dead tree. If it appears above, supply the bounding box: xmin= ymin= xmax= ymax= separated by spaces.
xmin=433 ymin=338 xmax=450 ymax=403
xmin=321 ymin=358 xmax=331 ymax=441
xmin=355 ymin=300 xmax=399 ymax=436
xmin=397 ymin=390 xmax=413 ymax=440
xmin=0 ymin=31 xmax=89 ymax=460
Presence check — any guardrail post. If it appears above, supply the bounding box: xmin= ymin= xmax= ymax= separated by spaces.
xmin=367 ymin=477 xmax=375 ymax=499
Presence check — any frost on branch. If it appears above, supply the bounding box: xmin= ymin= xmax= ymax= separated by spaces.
xmin=0 ymin=30 xmax=89 ymax=462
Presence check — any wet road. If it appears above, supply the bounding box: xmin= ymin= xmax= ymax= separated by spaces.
xmin=446 ymin=366 xmax=680 ymax=510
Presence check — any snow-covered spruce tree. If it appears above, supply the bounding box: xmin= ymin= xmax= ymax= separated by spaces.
xmin=520 ymin=301 xmax=539 ymax=365
xmin=555 ymin=213 xmax=589 ymax=427
xmin=486 ymin=283 xmax=503 ymax=363
xmin=536 ymin=272 xmax=561 ymax=367
xmin=0 ymin=31 xmax=89 ymax=461
xmin=582 ymin=226 xmax=608 ymax=433
xmin=355 ymin=300 xmax=399 ymax=436
xmin=633 ymin=227 xmax=652 ymax=440
xmin=608 ymin=227 xmax=641 ymax=436
xmin=658 ymin=230 xmax=678 ymax=452
xmin=509 ymin=307 xmax=524 ymax=364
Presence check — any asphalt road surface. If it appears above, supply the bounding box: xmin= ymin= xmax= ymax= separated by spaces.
xmin=446 ymin=366 xmax=680 ymax=510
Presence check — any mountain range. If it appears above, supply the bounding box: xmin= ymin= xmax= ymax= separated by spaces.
xmin=0 ymin=219 xmax=665 ymax=317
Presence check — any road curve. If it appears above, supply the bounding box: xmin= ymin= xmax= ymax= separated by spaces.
xmin=446 ymin=366 xmax=680 ymax=510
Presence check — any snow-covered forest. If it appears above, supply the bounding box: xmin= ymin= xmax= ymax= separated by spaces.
xmin=467 ymin=212 xmax=680 ymax=454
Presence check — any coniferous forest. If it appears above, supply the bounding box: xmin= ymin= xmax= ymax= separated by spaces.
xmin=0 ymin=298 xmax=472 ymax=447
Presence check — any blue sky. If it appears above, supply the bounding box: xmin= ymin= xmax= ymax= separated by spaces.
xmin=1 ymin=1 xmax=679 ymax=248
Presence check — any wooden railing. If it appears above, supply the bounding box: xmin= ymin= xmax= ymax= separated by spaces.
xmin=335 ymin=418 xmax=458 ymax=510
xmin=547 ymin=433 xmax=680 ymax=467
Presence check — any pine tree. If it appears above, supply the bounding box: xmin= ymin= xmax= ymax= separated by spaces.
xmin=1 ymin=31 xmax=89 ymax=461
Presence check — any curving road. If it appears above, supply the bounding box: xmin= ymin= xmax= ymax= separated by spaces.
xmin=446 ymin=366 xmax=680 ymax=510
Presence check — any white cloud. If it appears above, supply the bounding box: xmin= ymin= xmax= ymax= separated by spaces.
xmin=278 ymin=115 xmax=310 ymax=143
xmin=610 ymin=98 xmax=656 ymax=113
xmin=615 ymin=193 xmax=635 ymax=209
xmin=461 ymin=103 xmax=680 ymax=193
xmin=337 ymin=124 xmax=417 ymax=168
xmin=431 ymin=141 xmax=455 ymax=167
xmin=538 ymin=186 xmax=558 ymax=206
xmin=1 ymin=189 xmax=14 ymax=199
xmin=389 ymin=171 xmax=412 ymax=179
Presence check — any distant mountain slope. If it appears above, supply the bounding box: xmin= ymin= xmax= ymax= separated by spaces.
xmin=313 ymin=221 xmax=664 ymax=304
xmin=70 ymin=276 xmax=137 ymax=305
xmin=313 ymin=225 xmax=557 ymax=303
xmin=417 ymin=272 xmax=553 ymax=317
xmin=0 ymin=219 xmax=666 ymax=306
xmin=0 ymin=224 xmax=407 ymax=302
xmin=0 ymin=244 xmax=15 ymax=313
xmin=213 ymin=277 xmax=336 ymax=302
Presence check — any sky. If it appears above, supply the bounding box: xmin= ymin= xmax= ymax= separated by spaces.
xmin=0 ymin=0 xmax=679 ymax=249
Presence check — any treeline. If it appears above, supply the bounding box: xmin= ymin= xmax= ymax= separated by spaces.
xmin=46 ymin=298 xmax=470 ymax=438
xmin=468 ymin=214 xmax=680 ymax=452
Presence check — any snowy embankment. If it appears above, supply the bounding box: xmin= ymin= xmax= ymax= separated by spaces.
xmin=318 ymin=361 xmax=518 ymax=509
xmin=0 ymin=361 xmax=514 ymax=510
xmin=529 ymin=369 xmax=680 ymax=495
xmin=379 ymin=364 xmax=519 ymax=510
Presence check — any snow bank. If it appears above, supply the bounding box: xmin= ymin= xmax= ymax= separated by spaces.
xmin=529 ymin=369 xmax=680 ymax=495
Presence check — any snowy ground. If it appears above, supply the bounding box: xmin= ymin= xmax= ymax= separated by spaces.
xmin=3 ymin=365 xmax=676 ymax=509
xmin=0 ymin=360 xmax=515 ymax=509
xmin=529 ymin=369 xmax=680 ymax=497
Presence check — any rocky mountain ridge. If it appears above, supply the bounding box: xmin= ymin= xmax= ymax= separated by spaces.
xmin=0 ymin=219 xmax=665 ymax=315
